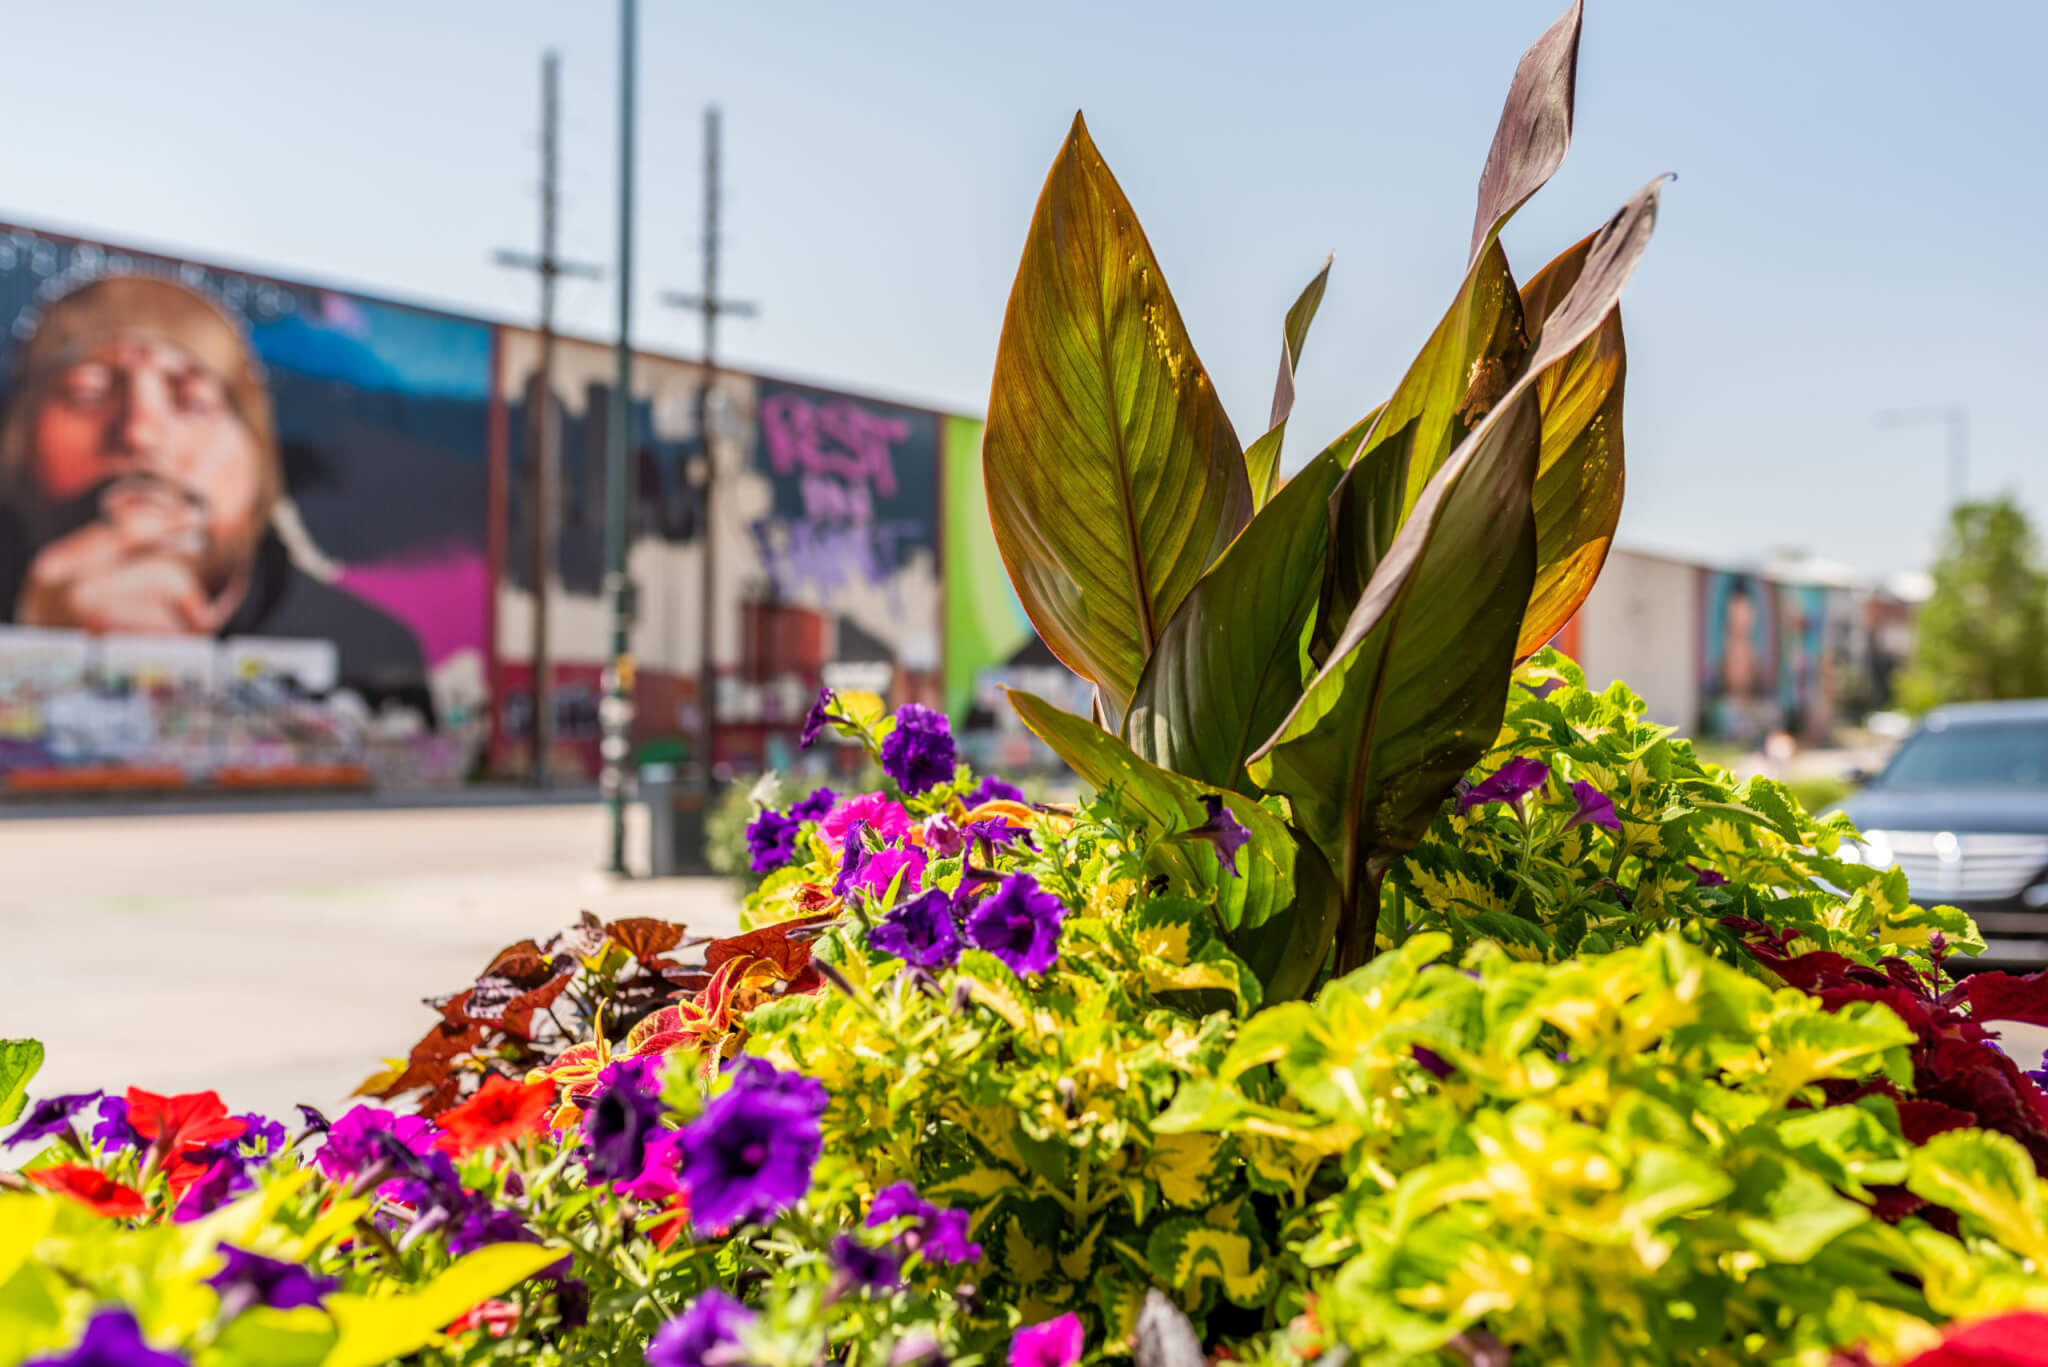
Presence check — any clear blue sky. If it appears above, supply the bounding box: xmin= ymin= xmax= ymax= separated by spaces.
xmin=8 ymin=1 xmax=2043 ymax=576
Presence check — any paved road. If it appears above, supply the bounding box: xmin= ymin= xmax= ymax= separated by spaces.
xmin=0 ymin=801 xmax=742 ymax=1122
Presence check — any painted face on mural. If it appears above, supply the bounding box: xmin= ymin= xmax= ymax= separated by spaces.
xmin=5 ymin=280 xmax=277 ymax=635
xmin=1721 ymin=585 xmax=1756 ymax=700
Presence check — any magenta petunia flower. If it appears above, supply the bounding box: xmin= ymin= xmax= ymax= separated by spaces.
xmin=870 ymin=889 xmax=962 ymax=970
xmin=921 ymin=813 xmax=965 ymax=858
xmin=965 ymin=873 xmax=1066 ymax=975
xmin=648 ymin=1290 xmax=755 ymax=1367
xmin=1185 ymin=795 xmax=1252 ymax=878
xmin=679 ymin=1059 xmax=827 ymax=1233
xmin=1458 ymin=756 xmax=1550 ymax=812
xmin=821 ymin=793 xmax=912 ymax=847
xmin=315 ymin=1106 xmax=432 ymax=1183
xmin=880 ymin=704 xmax=958 ymax=796
xmin=1010 ymin=1313 xmax=1085 ymax=1367
xmin=857 ymin=846 xmax=927 ymax=899
xmin=1565 ymin=779 xmax=1621 ymax=832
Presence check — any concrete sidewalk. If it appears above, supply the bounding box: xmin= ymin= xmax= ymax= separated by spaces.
xmin=0 ymin=803 xmax=742 ymax=1121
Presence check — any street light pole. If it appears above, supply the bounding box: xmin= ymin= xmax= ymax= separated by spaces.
xmin=599 ymin=0 xmax=638 ymax=875
xmin=661 ymin=105 xmax=757 ymax=790
xmin=1880 ymin=403 xmax=1969 ymax=511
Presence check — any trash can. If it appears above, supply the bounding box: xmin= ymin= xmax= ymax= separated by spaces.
xmin=641 ymin=761 xmax=712 ymax=877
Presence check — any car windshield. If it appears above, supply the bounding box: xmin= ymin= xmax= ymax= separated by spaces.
xmin=1879 ymin=721 xmax=2048 ymax=789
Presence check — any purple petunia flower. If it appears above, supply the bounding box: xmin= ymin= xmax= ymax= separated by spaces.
xmin=965 ymin=874 xmax=1066 ymax=976
xmin=581 ymin=1057 xmax=666 ymax=1185
xmin=1458 ymin=756 xmax=1550 ymax=812
xmin=23 ymin=1308 xmax=186 ymax=1367
xmin=447 ymin=1204 xmax=536 ymax=1257
xmin=7 ymin=1090 xmax=102 ymax=1147
xmin=1411 ymin=1046 xmax=1455 ymax=1080
xmin=870 ymin=890 xmax=962 ymax=969
xmin=921 ymin=814 xmax=965 ymax=859
xmin=294 ymin=1104 xmax=331 ymax=1135
xmin=790 ymin=786 xmax=837 ymax=823
xmin=1527 ymin=676 xmax=1566 ymax=700
xmin=316 ymin=1106 xmax=432 ymax=1183
xmin=1689 ymin=864 xmax=1728 ymax=888
xmin=832 ymin=821 xmax=872 ymax=899
xmin=236 ymin=1113 xmax=287 ymax=1159
xmin=1565 ymin=780 xmax=1621 ymax=832
xmin=1185 ymin=795 xmax=1252 ymax=878
xmin=680 ymin=1059 xmax=827 ymax=1233
xmin=866 ymin=1181 xmax=984 ymax=1267
xmin=2030 ymin=1049 xmax=2048 ymax=1092
xmin=91 ymin=1096 xmax=143 ymax=1154
xmin=1010 ymin=1313 xmax=1085 ymax=1367
xmin=744 ymin=808 xmax=802 ymax=875
xmin=800 ymin=688 xmax=835 ymax=750
xmin=857 ymin=846 xmax=927 ymax=899
xmin=969 ymin=775 xmax=1026 ymax=806
xmin=647 ymin=1289 xmax=757 ymax=1367
xmin=172 ymin=1151 xmax=254 ymax=1222
xmin=831 ymin=1234 xmax=902 ymax=1293
xmin=879 ymin=704 xmax=957 ymax=797
xmin=208 ymin=1245 xmax=337 ymax=1318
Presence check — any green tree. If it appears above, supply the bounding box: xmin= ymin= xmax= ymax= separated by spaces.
xmin=1900 ymin=495 xmax=2048 ymax=709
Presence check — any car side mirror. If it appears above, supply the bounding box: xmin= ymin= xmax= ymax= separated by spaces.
xmin=1847 ymin=766 xmax=1876 ymax=786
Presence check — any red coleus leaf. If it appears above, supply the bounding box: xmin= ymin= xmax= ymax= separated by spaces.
xmin=30 ymin=1163 xmax=146 ymax=1217
xmin=446 ymin=1299 xmax=522 ymax=1339
xmin=605 ymin=917 xmax=688 ymax=964
xmin=1899 ymin=1312 xmax=2048 ymax=1366
xmin=703 ymin=914 xmax=835 ymax=980
xmin=1896 ymin=1098 xmax=1978 ymax=1144
xmin=125 ymin=1088 xmax=245 ymax=1156
xmin=432 ymin=1074 xmax=556 ymax=1156
xmin=1964 ymin=969 xmax=2048 ymax=1029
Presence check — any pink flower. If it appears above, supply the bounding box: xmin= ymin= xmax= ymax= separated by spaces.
xmin=1010 ymin=1313 xmax=1084 ymax=1367
xmin=821 ymin=793 xmax=912 ymax=847
xmin=858 ymin=846 xmax=927 ymax=898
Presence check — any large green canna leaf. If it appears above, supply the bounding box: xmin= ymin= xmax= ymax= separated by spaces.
xmin=1254 ymin=390 xmax=1543 ymax=968
xmin=1243 ymin=255 xmax=1334 ymax=511
xmin=984 ymin=114 xmax=1252 ymax=719
xmin=1251 ymin=177 xmax=1665 ymax=969
xmin=1469 ymin=0 xmax=1583 ymax=263
xmin=1125 ymin=415 xmax=1373 ymax=793
xmin=1005 ymin=687 xmax=1294 ymax=932
xmin=1515 ymin=232 xmax=1627 ymax=658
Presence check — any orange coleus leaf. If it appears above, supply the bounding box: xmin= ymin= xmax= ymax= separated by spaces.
xmin=527 ymin=1038 xmax=613 ymax=1128
xmin=432 ymin=1074 xmax=556 ymax=1156
xmin=125 ymin=1088 xmax=245 ymax=1156
xmin=703 ymin=914 xmax=833 ymax=981
xmin=605 ymin=917 xmax=688 ymax=964
xmin=31 ymin=1163 xmax=146 ymax=1218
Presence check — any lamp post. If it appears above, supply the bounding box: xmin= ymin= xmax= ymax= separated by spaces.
xmin=1880 ymin=403 xmax=1969 ymax=511
xmin=598 ymin=0 xmax=638 ymax=875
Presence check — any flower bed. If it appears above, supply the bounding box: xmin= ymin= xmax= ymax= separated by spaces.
xmin=11 ymin=5 xmax=2048 ymax=1363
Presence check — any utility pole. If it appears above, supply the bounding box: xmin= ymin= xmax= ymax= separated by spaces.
xmin=494 ymin=50 xmax=601 ymax=789
xmin=599 ymin=0 xmax=638 ymax=874
xmin=1881 ymin=403 xmax=1970 ymax=511
xmin=663 ymin=105 xmax=758 ymax=792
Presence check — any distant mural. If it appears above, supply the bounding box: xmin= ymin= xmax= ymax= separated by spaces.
xmin=1698 ymin=570 xmax=1781 ymax=745
xmin=0 ymin=225 xmax=492 ymax=788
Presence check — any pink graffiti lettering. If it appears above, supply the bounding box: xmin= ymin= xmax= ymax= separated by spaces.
xmin=759 ymin=393 xmax=910 ymax=498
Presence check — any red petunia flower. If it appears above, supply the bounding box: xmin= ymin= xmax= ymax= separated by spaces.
xmin=30 ymin=1163 xmax=147 ymax=1217
xmin=445 ymin=1298 xmax=521 ymax=1338
xmin=432 ymin=1075 xmax=556 ymax=1156
xmin=125 ymin=1088 xmax=246 ymax=1158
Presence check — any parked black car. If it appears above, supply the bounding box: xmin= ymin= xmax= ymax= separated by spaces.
xmin=1837 ymin=700 xmax=2048 ymax=967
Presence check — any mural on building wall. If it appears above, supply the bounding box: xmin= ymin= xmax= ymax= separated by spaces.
xmin=1698 ymin=570 xmax=1782 ymax=745
xmin=494 ymin=341 xmax=949 ymax=779
xmin=0 ymin=225 xmax=493 ymax=788
xmin=1777 ymin=582 xmax=1832 ymax=742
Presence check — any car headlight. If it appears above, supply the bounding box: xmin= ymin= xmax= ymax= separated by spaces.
xmin=1843 ymin=830 xmax=1895 ymax=868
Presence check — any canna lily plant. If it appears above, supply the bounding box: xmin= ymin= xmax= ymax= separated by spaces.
xmin=982 ymin=0 xmax=1659 ymax=985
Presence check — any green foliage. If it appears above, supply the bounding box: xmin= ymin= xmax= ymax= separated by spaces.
xmin=0 ymin=1039 xmax=43 ymax=1126
xmin=1899 ymin=495 xmax=2048 ymax=710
